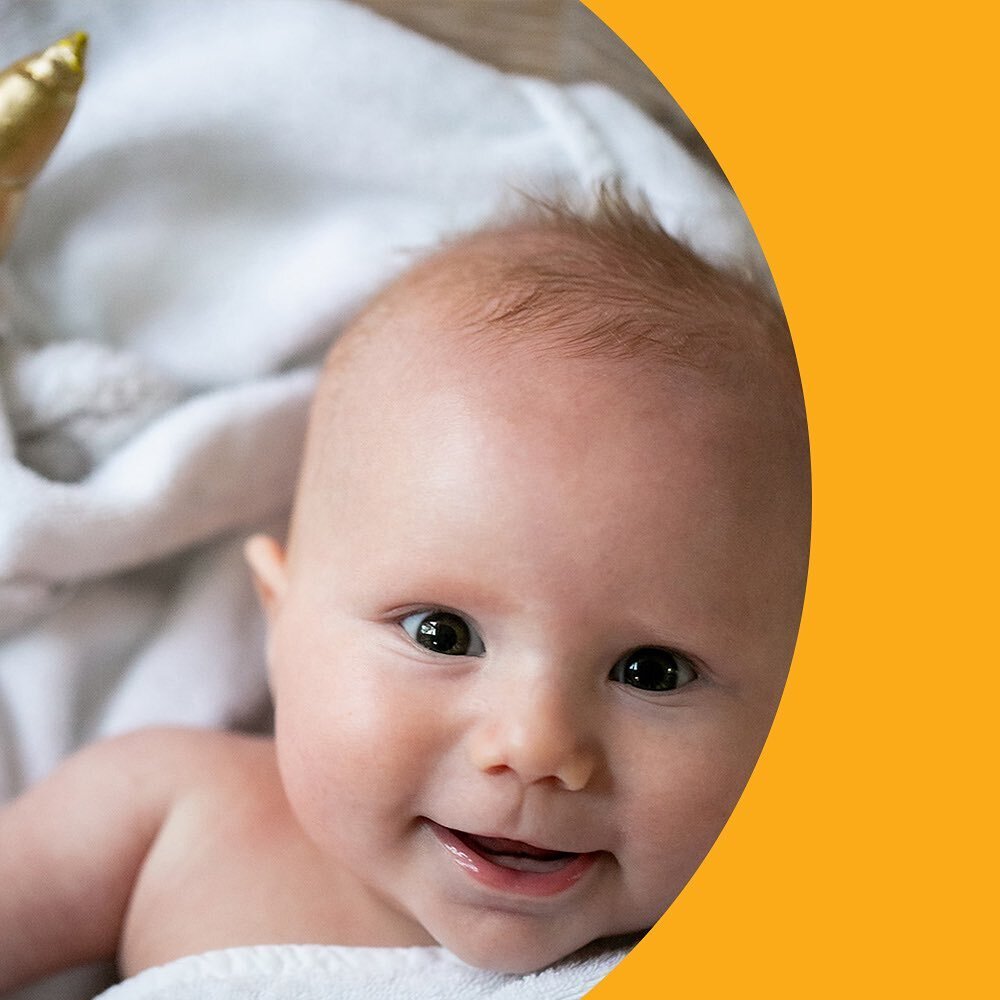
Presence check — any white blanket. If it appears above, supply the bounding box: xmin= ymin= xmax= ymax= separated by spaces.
xmin=0 ymin=0 xmax=762 ymax=996
xmin=91 ymin=942 xmax=635 ymax=1000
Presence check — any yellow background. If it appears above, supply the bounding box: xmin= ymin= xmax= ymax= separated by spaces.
xmin=581 ymin=2 xmax=995 ymax=995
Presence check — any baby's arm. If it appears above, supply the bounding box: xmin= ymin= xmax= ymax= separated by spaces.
xmin=0 ymin=729 xmax=188 ymax=992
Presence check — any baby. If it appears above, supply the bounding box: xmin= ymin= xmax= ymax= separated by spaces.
xmin=0 ymin=189 xmax=810 ymax=992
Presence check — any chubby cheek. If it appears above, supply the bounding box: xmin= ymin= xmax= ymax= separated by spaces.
xmin=614 ymin=719 xmax=763 ymax=922
xmin=269 ymin=618 xmax=442 ymax=847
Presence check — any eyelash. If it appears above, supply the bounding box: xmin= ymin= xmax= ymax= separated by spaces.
xmin=395 ymin=608 xmax=700 ymax=693
xmin=398 ymin=608 xmax=486 ymax=657
xmin=608 ymin=647 xmax=699 ymax=693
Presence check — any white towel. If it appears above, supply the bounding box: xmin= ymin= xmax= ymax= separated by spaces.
xmin=91 ymin=942 xmax=635 ymax=1000
xmin=1 ymin=0 xmax=761 ymax=996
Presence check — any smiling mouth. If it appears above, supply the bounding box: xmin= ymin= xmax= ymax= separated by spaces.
xmin=452 ymin=831 xmax=578 ymax=873
xmin=428 ymin=821 xmax=601 ymax=896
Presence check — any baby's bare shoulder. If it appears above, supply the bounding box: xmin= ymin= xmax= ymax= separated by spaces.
xmin=100 ymin=725 xmax=276 ymax=788
xmin=36 ymin=726 xmax=279 ymax=824
xmin=0 ymin=726 xmax=277 ymax=991
xmin=130 ymin=725 xmax=285 ymax=826
xmin=95 ymin=727 xmax=288 ymax=844
xmin=120 ymin=732 xmax=310 ymax=973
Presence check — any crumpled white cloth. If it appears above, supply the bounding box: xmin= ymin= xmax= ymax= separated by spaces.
xmin=91 ymin=942 xmax=635 ymax=1000
xmin=0 ymin=0 xmax=762 ymax=996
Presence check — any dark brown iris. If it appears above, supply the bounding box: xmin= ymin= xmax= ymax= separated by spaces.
xmin=416 ymin=612 xmax=472 ymax=655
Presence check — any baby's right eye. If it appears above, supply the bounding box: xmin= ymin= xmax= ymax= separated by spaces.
xmin=400 ymin=610 xmax=485 ymax=657
xmin=609 ymin=646 xmax=697 ymax=693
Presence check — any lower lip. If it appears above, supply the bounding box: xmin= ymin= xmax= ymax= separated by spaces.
xmin=428 ymin=821 xmax=600 ymax=898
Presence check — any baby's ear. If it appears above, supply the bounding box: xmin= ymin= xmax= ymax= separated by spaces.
xmin=244 ymin=534 xmax=289 ymax=621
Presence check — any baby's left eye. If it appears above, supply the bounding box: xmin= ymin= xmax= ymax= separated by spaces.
xmin=609 ymin=646 xmax=697 ymax=692
xmin=400 ymin=610 xmax=485 ymax=657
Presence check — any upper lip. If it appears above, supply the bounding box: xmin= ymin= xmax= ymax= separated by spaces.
xmin=431 ymin=821 xmax=598 ymax=857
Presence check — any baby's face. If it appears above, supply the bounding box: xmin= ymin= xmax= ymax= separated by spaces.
xmin=252 ymin=301 xmax=808 ymax=972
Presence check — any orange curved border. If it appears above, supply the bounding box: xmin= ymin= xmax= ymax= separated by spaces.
xmin=580 ymin=1 xmax=993 ymax=996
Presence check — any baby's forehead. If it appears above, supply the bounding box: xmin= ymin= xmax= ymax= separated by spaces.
xmin=312 ymin=209 xmax=806 ymax=481
xmin=298 ymin=296 xmax=808 ymax=657
xmin=313 ymin=311 xmax=781 ymax=519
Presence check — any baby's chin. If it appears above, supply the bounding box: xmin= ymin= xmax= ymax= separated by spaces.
xmin=443 ymin=935 xmax=582 ymax=975
xmin=427 ymin=909 xmax=638 ymax=974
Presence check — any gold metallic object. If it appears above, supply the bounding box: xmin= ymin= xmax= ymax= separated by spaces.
xmin=0 ymin=32 xmax=87 ymax=256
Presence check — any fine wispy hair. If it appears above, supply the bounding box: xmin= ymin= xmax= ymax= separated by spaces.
xmin=360 ymin=181 xmax=796 ymax=393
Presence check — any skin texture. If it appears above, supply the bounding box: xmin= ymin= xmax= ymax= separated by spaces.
xmin=252 ymin=254 xmax=810 ymax=972
xmin=0 ymin=230 xmax=810 ymax=990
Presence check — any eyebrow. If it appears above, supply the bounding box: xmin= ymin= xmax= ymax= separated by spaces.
xmin=377 ymin=577 xmax=525 ymax=619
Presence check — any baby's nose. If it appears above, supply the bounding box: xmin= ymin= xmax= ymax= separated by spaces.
xmin=467 ymin=676 xmax=598 ymax=792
